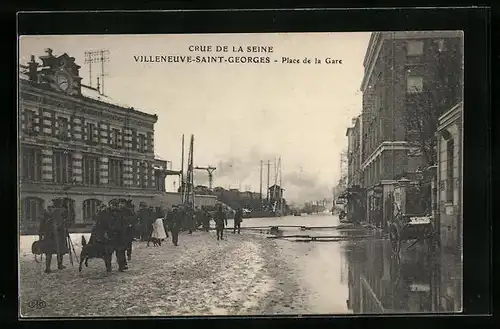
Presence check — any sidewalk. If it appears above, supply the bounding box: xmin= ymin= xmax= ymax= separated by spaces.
xmin=19 ymin=231 xmax=308 ymax=317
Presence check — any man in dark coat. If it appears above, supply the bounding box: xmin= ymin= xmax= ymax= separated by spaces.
xmin=137 ymin=203 xmax=150 ymax=241
xmin=201 ymin=206 xmax=211 ymax=232
xmin=110 ymin=200 xmax=128 ymax=271
xmin=123 ymin=200 xmax=136 ymax=262
xmin=214 ymin=205 xmax=228 ymax=240
xmin=88 ymin=204 xmax=114 ymax=272
xmin=166 ymin=206 xmax=182 ymax=246
xmin=38 ymin=204 xmax=70 ymax=273
xmin=233 ymin=208 xmax=243 ymax=234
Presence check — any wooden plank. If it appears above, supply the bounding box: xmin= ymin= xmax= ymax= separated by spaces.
xmin=360 ymin=275 xmax=386 ymax=313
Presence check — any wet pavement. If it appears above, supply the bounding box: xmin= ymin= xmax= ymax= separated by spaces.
xmin=19 ymin=213 xmax=462 ymax=316
xmin=232 ymin=213 xmax=463 ymax=314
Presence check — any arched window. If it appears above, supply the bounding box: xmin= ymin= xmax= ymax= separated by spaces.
xmin=21 ymin=197 xmax=45 ymax=222
xmin=83 ymin=199 xmax=102 ymax=222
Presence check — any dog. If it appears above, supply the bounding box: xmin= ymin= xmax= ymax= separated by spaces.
xmin=146 ymin=237 xmax=162 ymax=247
xmin=31 ymin=240 xmax=43 ymax=263
xmin=79 ymin=235 xmax=114 ymax=273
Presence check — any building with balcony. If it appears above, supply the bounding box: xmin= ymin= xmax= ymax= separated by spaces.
xmin=19 ymin=49 xmax=166 ymax=233
xmin=359 ymin=31 xmax=463 ymax=230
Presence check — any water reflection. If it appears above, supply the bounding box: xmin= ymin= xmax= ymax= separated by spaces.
xmin=229 ymin=214 xmax=461 ymax=314
xmin=343 ymin=238 xmax=462 ymax=313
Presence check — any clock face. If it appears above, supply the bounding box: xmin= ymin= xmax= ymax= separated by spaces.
xmin=56 ymin=73 xmax=70 ymax=91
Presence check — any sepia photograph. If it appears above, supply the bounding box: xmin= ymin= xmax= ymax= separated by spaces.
xmin=18 ymin=31 xmax=464 ymax=317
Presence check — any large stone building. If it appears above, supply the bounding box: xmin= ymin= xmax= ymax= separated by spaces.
xmin=346 ymin=115 xmax=363 ymax=187
xmin=436 ymin=102 xmax=462 ymax=254
xmin=357 ymin=31 xmax=463 ymax=229
xmin=435 ymin=103 xmax=463 ymax=313
xmin=19 ymin=49 xmax=166 ymax=233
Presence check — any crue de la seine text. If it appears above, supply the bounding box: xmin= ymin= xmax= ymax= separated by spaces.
xmin=133 ymin=45 xmax=343 ymax=65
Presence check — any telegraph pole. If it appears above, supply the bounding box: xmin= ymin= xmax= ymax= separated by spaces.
xmin=259 ymin=160 xmax=263 ymax=202
xmin=84 ymin=49 xmax=109 ymax=93
xmin=266 ymin=160 xmax=270 ymax=202
xmin=180 ymin=134 xmax=185 ymax=203
xmin=194 ymin=166 xmax=216 ymax=189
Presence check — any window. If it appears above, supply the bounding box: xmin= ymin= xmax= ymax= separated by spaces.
xmin=83 ymin=199 xmax=102 ymax=222
xmin=407 ymin=76 xmax=423 ymax=93
xmin=21 ymin=146 xmax=42 ymax=182
xmin=58 ymin=117 xmax=70 ymax=140
xmin=108 ymin=158 xmax=124 ymax=186
xmin=138 ymin=134 xmax=145 ymax=153
xmin=21 ymin=197 xmax=44 ymax=222
xmin=131 ymin=129 xmax=137 ymax=150
xmin=23 ymin=110 xmax=35 ymax=135
xmin=139 ymin=162 xmax=147 ymax=187
xmin=85 ymin=122 xmax=97 ymax=145
xmin=111 ymin=129 xmax=121 ymax=149
xmin=406 ymin=40 xmax=424 ymax=56
xmin=83 ymin=155 xmax=99 ymax=185
xmin=446 ymin=139 xmax=454 ymax=202
xmin=53 ymin=150 xmax=72 ymax=184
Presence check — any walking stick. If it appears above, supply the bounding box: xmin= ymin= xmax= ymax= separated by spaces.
xmin=67 ymin=233 xmax=74 ymax=267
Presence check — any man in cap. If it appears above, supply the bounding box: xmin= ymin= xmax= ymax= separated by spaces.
xmin=233 ymin=208 xmax=243 ymax=234
xmin=214 ymin=205 xmax=228 ymax=241
xmin=108 ymin=200 xmax=128 ymax=271
xmin=137 ymin=202 xmax=149 ymax=241
xmin=38 ymin=202 xmax=70 ymax=273
xmin=166 ymin=205 xmax=182 ymax=246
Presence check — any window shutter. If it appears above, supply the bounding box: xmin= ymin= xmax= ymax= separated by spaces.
xmin=118 ymin=130 xmax=122 ymax=147
xmin=93 ymin=125 xmax=98 ymax=141
xmin=55 ymin=119 xmax=60 ymax=136
xmin=67 ymin=122 xmax=72 ymax=138
xmin=84 ymin=124 xmax=89 ymax=141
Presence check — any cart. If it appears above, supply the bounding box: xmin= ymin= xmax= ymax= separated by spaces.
xmin=388 ymin=178 xmax=437 ymax=258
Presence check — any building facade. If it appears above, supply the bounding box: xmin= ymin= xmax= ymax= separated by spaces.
xmin=346 ymin=115 xmax=363 ymax=188
xmin=436 ymin=101 xmax=462 ymax=257
xmin=358 ymin=31 xmax=463 ymax=230
xmin=19 ymin=49 xmax=164 ymax=233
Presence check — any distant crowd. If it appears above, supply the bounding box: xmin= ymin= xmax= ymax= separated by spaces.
xmin=35 ymin=199 xmax=244 ymax=273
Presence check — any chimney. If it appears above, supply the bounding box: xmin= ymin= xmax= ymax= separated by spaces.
xmin=351 ymin=117 xmax=357 ymax=126
xmin=27 ymin=55 xmax=39 ymax=82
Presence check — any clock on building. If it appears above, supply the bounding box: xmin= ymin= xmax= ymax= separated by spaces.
xmin=56 ymin=71 xmax=71 ymax=92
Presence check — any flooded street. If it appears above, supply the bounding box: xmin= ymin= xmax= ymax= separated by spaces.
xmin=19 ymin=213 xmax=462 ymax=316
xmin=229 ymin=213 xmax=463 ymax=314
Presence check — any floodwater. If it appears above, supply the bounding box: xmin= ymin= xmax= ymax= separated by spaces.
xmin=228 ymin=213 xmax=463 ymax=314
xmin=19 ymin=212 xmax=462 ymax=315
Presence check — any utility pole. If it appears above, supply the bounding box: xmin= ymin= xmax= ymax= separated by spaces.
xmin=84 ymin=49 xmax=109 ymax=93
xmin=194 ymin=166 xmax=216 ymax=189
xmin=266 ymin=160 xmax=270 ymax=202
xmin=259 ymin=160 xmax=263 ymax=202
xmin=180 ymin=134 xmax=185 ymax=203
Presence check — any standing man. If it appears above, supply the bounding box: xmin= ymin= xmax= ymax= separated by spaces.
xmin=137 ymin=202 xmax=149 ymax=241
xmin=38 ymin=202 xmax=70 ymax=273
xmin=214 ymin=205 xmax=228 ymax=241
xmin=201 ymin=206 xmax=211 ymax=232
xmin=110 ymin=200 xmax=128 ymax=271
xmin=123 ymin=200 xmax=136 ymax=262
xmin=234 ymin=208 xmax=243 ymax=234
xmin=167 ymin=206 xmax=182 ymax=246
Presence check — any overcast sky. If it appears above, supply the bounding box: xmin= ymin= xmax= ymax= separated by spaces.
xmin=19 ymin=33 xmax=371 ymax=204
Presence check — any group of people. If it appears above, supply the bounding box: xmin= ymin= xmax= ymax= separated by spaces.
xmin=37 ymin=200 xmax=245 ymax=273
